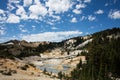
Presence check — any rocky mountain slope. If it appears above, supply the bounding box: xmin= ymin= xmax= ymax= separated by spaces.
xmin=0 ymin=27 xmax=120 ymax=80
xmin=0 ymin=28 xmax=120 ymax=58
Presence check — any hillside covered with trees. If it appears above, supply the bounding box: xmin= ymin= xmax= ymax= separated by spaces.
xmin=60 ymin=28 xmax=120 ymax=80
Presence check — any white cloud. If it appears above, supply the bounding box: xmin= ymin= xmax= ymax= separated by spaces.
xmin=0 ymin=9 xmax=6 ymax=17
xmin=32 ymin=25 xmax=36 ymax=30
xmin=71 ymin=17 xmax=77 ymax=23
xmin=0 ymin=26 xmax=6 ymax=35
xmin=76 ymin=4 xmax=86 ymax=9
xmin=19 ymin=25 xmax=28 ymax=32
xmin=16 ymin=6 xmax=28 ymax=20
xmin=1 ymin=0 xmax=94 ymax=24
xmin=47 ymin=21 xmax=54 ymax=25
xmin=23 ymin=0 xmax=33 ymax=7
xmin=19 ymin=25 xmax=24 ymax=28
xmin=29 ymin=14 xmax=39 ymax=19
xmin=0 ymin=29 xmax=5 ymax=35
xmin=0 ymin=9 xmax=4 ymax=14
xmin=51 ymin=26 xmax=58 ymax=30
xmin=34 ymin=0 xmax=41 ymax=5
xmin=46 ymin=0 xmax=72 ymax=14
xmin=84 ymin=0 xmax=91 ymax=3
xmin=7 ymin=14 xmax=20 ymax=23
xmin=108 ymin=10 xmax=120 ymax=19
xmin=8 ymin=0 xmax=20 ymax=4
xmin=72 ymin=3 xmax=86 ymax=15
xmin=22 ymin=31 xmax=83 ymax=42
xmin=7 ymin=0 xmax=20 ymax=11
xmin=32 ymin=25 xmax=36 ymax=28
xmin=29 ymin=4 xmax=47 ymax=19
xmin=46 ymin=15 xmax=61 ymax=25
xmin=7 ymin=2 xmax=16 ymax=11
xmin=73 ymin=9 xmax=82 ymax=14
xmin=95 ymin=9 xmax=104 ymax=14
xmin=88 ymin=15 xmax=96 ymax=21
xmin=50 ymin=15 xmax=61 ymax=20
xmin=80 ymin=16 xmax=87 ymax=21
xmin=20 ymin=29 xmax=28 ymax=33
xmin=0 ymin=16 xmax=6 ymax=23
xmin=0 ymin=9 xmax=7 ymax=23
xmin=105 ymin=3 xmax=109 ymax=6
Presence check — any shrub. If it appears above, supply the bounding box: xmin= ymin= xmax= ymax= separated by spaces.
xmin=21 ymin=65 xmax=29 ymax=70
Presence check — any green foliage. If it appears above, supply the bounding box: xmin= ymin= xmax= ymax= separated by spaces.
xmin=17 ymin=46 xmax=40 ymax=58
xmin=64 ymin=28 xmax=120 ymax=80
xmin=37 ymin=42 xmax=62 ymax=53
xmin=0 ymin=45 xmax=15 ymax=59
xmin=20 ymin=64 xmax=29 ymax=70
xmin=76 ymin=59 xmax=82 ymax=69
xmin=43 ymin=68 xmax=47 ymax=74
xmin=58 ymin=71 xmax=63 ymax=79
xmin=28 ymin=63 xmax=36 ymax=67
xmin=2 ymin=71 xmax=12 ymax=76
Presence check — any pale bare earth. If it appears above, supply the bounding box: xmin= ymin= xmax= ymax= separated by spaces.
xmin=30 ymin=48 xmax=86 ymax=75
xmin=0 ymin=47 xmax=86 ymax=80
xmin=0 ymin=58 xmax=59 ymax=80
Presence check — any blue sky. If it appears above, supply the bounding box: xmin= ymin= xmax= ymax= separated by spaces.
xmin=0 ymin=0 xmax=120 ymax=42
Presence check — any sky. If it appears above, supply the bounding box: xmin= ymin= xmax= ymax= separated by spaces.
xmin=0 ymin=0 xmax=120 ymax=42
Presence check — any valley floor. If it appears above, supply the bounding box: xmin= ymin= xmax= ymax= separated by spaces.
xmin=0 ymin=58 xmax=59 ymax=80
xmin=0 ymin=48 xmax=86 ymax=80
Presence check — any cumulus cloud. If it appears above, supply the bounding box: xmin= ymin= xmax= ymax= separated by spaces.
xmin=19 ymin=25 xmax=28 ymax=33
xmin=95 ymin=9 xmax=104 ymax=14
xmin=73 ymin=9 xmax=82 ymax=14
xmin=105 ymin=3 xmax=109 ymax=6
xmin=7 ymin=0 xmax=20 ymax=11
xmin=20 ymin=29 xmax=28 ymax=33
xmin=72 ymin=4 xmax=86 ymax=14
xmin=7 ymin=2 xmax=16 ymax=11
xmin=46 ymin=0 xmax=72 ymax=14
xmin=16 ymin=6 xmax=28 ymax=20
xmin=1 ymin=0 xmax=92 ymax=24
xmin=34 ymin=0 xmax=41 ymax=5
xmin=80 ymin=16 xmax=87 ymax=21
xmin=0 ymin=9 xmax=4 ymax=14
xmin=8 ymin=0 xmax=20 ymax=4
xmin=51 ymin=26 xmax=58 ymax=30
xmin=0 ymin=30 xmax=5 ymax=35
xmin=0 ymin=9 xmax=6 ymax=17
xmin=23 ymin=0 xmax=33 ymax=7
xmin=7 ymin=14 xmax=20 ymax=23
xmin=108 ymin=10 xmax=120 ymax=19
xmin=50 ymin=15 xmax=61 ymax=21
xmin=84 ymin=0 xmax=91 ymax=3
xmin=88 ymin=15 xmax=96 ymax=21
xmin=0 ymin=26 xmax=5 ymax=35
xmin=29 ymin=4 xmax=47 ymax=19
xmin=0 ymin=9 xmax=7 ymax=23
xmin=32 ymin=25 xmax=36 ymax=30
xmin=71 ymin=17 xmax=77 ymax=23
xmin=22 ymin=31 xmax=83 ymax=42
xmin=32 ymin=25 xmax=36 ymax=28
xmin=47 ymin=21 xmax=54 ymax=25
xmin=76 ymin=4 xmax=86 ymax=9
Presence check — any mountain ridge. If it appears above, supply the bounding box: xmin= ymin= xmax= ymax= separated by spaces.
xmin=0 ymin=27 xmax=120 ymax=58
